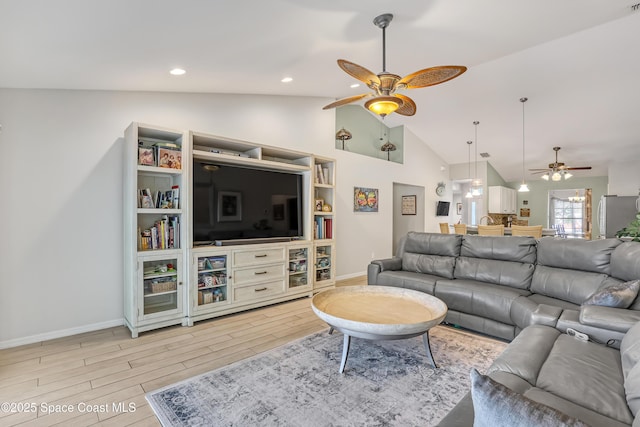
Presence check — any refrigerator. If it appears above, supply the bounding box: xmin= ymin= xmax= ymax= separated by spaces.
xmin=598 ymin=195 xmax=639 ymax=238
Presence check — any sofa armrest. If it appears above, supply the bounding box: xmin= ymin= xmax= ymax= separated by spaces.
xmin=531 ymin=304 xmax=563 ymax=327
xmin=367 ymin=257 xmax=403 ymax=285
xmin=371 ymin=257 xmax=402 ymax=272
xmin=579 ymin=305 xmax=640 ymax=333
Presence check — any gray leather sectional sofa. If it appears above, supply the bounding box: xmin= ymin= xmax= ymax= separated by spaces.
xmin=367 ymin=232 xmax=640 ymax=426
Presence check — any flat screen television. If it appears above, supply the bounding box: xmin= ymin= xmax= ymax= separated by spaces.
xmin=436 ymin=201 xmax=450 ymax=216
xmin=192 ymin=161 xmax=303 ymax=245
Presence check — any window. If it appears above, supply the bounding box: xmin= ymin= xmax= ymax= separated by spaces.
xmin=549 ymin=190 xmax=585 ymax=238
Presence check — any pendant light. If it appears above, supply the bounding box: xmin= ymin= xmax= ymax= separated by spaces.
xmin=471 ymin=121 xmax=482 ymax=196
xmin=518 ymin=97 xmax=530 ymax=192
xmin=465 ymin=141 xmax=473 ymax=198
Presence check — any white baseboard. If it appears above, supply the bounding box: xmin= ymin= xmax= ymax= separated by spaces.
xmin=336 ymin=271 xmax=367 ymax=281
xmin=0 ymin=318 xmax=125 ymax=349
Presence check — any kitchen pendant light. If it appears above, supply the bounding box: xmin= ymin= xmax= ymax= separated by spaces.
xmin=465 ymin=141 xmax=473 ymax=198
xmin=518 ymin=97 xmax=530 ymax=192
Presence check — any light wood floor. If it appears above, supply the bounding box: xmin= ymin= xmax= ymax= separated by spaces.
xmin=0 ymin=276 xmax=366 ymax=427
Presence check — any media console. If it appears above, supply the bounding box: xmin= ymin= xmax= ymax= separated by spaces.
xmin=123 ymin=122 xmax=336 ymax=337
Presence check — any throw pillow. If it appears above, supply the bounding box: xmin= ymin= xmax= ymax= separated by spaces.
xmin=583 ymin=280 xmax=640 ymax=309
xmin=470 ymin=368 xmax=589 ymax=427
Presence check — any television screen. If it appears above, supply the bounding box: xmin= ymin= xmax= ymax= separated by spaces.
xmin=193 ymin=161 xmax=303 ymax=244
xmin=436 ymin=201 xmax=450 ymax=216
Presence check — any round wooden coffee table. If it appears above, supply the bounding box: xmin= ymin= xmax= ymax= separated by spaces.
xmin=311 ymin=285 xmax=448 ymax=373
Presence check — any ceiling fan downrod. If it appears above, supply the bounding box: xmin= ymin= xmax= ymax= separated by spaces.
xmin=373 ymin=14 xmax=393 ymax=73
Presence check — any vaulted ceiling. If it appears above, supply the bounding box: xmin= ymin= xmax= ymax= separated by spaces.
xmin=2 ymin=0 xmax=639 ymax=181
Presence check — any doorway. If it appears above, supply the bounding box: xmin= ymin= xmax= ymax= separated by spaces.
xmin=392 ymin=183 xmax=425 ymax=254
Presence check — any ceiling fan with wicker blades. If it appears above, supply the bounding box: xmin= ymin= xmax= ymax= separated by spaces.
xmin=529 ymin=146 xmax=592 ymax=181
xmin=322 ymin=13 xmax=467 ymax=118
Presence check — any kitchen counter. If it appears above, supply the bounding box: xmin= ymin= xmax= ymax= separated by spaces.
xmin=464 ymin=225 xmax=556 ymax=236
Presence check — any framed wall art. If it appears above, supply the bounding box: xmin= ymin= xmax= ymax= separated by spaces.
xmin=401 ymin=195 xmax=416 ymax=215
xmin=218 ymin=191 xmax=242 ymax=222
xmin=354 ymin=187 xmax=378 ymax=212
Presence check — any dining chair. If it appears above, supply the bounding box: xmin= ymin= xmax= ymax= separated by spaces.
xmin=439 ymin=223 xmax=450 ymax=234
xmin=477 ymin=224 xmax=505 ymax=236
xmin=453 ymin=224 xmax=467 ymax=235
xmin=511 ymin=225 xmax=543 ymax=238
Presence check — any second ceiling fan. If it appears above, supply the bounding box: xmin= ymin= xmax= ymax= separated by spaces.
xmin=529 ymin=146 xmax=592 ymax=181
xmin=322 ymin=13 xmax=467 ymax=117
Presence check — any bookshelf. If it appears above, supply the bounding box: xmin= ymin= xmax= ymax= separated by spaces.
xmin=124 ymin=123 xmax=337 ymax=336
xmin=312 ymin=156 xmax=336 ymax=291
xmin=124 ymin=123 xmax=188 ymax=337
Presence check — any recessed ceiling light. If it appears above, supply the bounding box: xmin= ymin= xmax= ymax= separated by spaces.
xmin=350 ymin=83 xmax=360 ymax=88
xmin=281 ymin=77 xmax=293 ymax=83
xmin=170 ymin=68 xmax=186 ymax=76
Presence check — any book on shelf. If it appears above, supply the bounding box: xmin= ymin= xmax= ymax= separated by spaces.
xmin=138 ymin=215 xmax=180 ymax=250
xmin=171 ymin=185 xmax=180 ymax=209
xmin=314 ymin=216 xmax=333 ymax=240
xmin=315 ymin=164 xmax=324 ymax=184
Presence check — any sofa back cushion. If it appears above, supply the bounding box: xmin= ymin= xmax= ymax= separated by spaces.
xmin=400 ymin=232 xmax=462 ymax=279
xmin=461 ymin=235 xmax=537 ymax=264
xmin=611 ymin=242 xmax=640 ymax=282
xmin=536 ymin=238 xmax=621 ymax=275
xmin=530 ymin=265 xmax=609 ymax=305
xmin=454 ymin=257 xmax=535 ymax=289
xmin=403 ymin=232 xmax=462 ymax=256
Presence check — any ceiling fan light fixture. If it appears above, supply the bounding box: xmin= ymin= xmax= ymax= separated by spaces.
xmin=541 ymin=173 xmax=550 ymax=181
xmin=564 ymin=171 xmax=573 ymax=180
xmin=365 ymin=96 xmax=403 ymax=117
xmin=552 ymin=171 xmax=562 ymax=181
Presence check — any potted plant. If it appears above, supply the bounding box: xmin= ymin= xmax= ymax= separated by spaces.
xmin=616 ymin=213 xmax=640 ymax=241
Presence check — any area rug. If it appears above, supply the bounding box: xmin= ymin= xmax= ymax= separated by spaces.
xmin=146 ymin=326 xmax=506 ymax=426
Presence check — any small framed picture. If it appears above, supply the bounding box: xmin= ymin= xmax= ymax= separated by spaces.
xmin=401 ymin=195 xmax=416 ymax=215
xmin=218 ymin=191 xmax=242 ymax=222
xmin=138 ymin=146 xmax=155 ymax=166
xmin=157 ymin=148 xmax=182 ymax=169
xmin=315 ymin=199 xmax=324 ymax=212
xmin=456 ymin=202 xmax=463 ymax=215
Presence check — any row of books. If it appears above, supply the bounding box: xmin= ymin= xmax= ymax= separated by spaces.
xmin=314 ymin=217 xmax=333 ymax=240
xmin=138 ymin=216 xmax=180 ymax=250
xmin=139 ymin=185 xmax=180 ymax=209
xmin=315 ymin=164 xmax=330 ymax=185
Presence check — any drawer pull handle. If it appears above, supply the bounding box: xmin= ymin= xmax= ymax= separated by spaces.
xmin=254 ymin=287 xmax=268 ymax=292
xmin=254 ymin=271 xmax=268 ymax=275
xmin=255 ymin=254 xmax=268 ymax=258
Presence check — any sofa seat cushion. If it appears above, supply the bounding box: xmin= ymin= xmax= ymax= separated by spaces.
xmin=527 ymin=293 xmax=580 ymax=310
xmin=470 ymin=368 xmax=589 ymax=427
xmin=536 ymin=334 xmax=632 ymax=424
xmin=435 ymin=279 xmax=529 ymax=325
xmin=374 ymin=270 xmax=438 ymax=294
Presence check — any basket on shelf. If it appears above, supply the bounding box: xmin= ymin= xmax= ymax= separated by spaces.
xmin=149 ymin=281 xmax=177 ymax=293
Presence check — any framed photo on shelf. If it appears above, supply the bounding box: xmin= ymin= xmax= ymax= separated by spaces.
xmin=138 ymin=146 xmax=155 ymax=166
xmin=315 ymin=199 xmax=324 ymax=212
xmin=456 ymin=202 xmax=463 ymax=215
xmin=218 ymin=191 xmax=242 ymax=222
xmin=157 ymin=147 xmax=182 ymax=169
xmin=401 ymin=195 xmax=416 ymax=215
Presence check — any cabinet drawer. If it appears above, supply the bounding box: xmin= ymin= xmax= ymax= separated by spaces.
xmin=232 ymin=263 xmax=285 ymax=286
xmin=233 ymin=248 xmax=285 ymax=267
xmin=233 ymin=280 xmax=286 ymax=302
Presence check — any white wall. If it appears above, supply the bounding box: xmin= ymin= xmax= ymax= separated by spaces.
xmin=609 ymin=160 xmax=640 ymax=196
xmin=0 ymin=88 xmax=451 ymax=347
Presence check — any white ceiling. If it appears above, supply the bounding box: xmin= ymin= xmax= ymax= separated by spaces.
xmin=2 ymin=0 xmax=640 ymax=181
